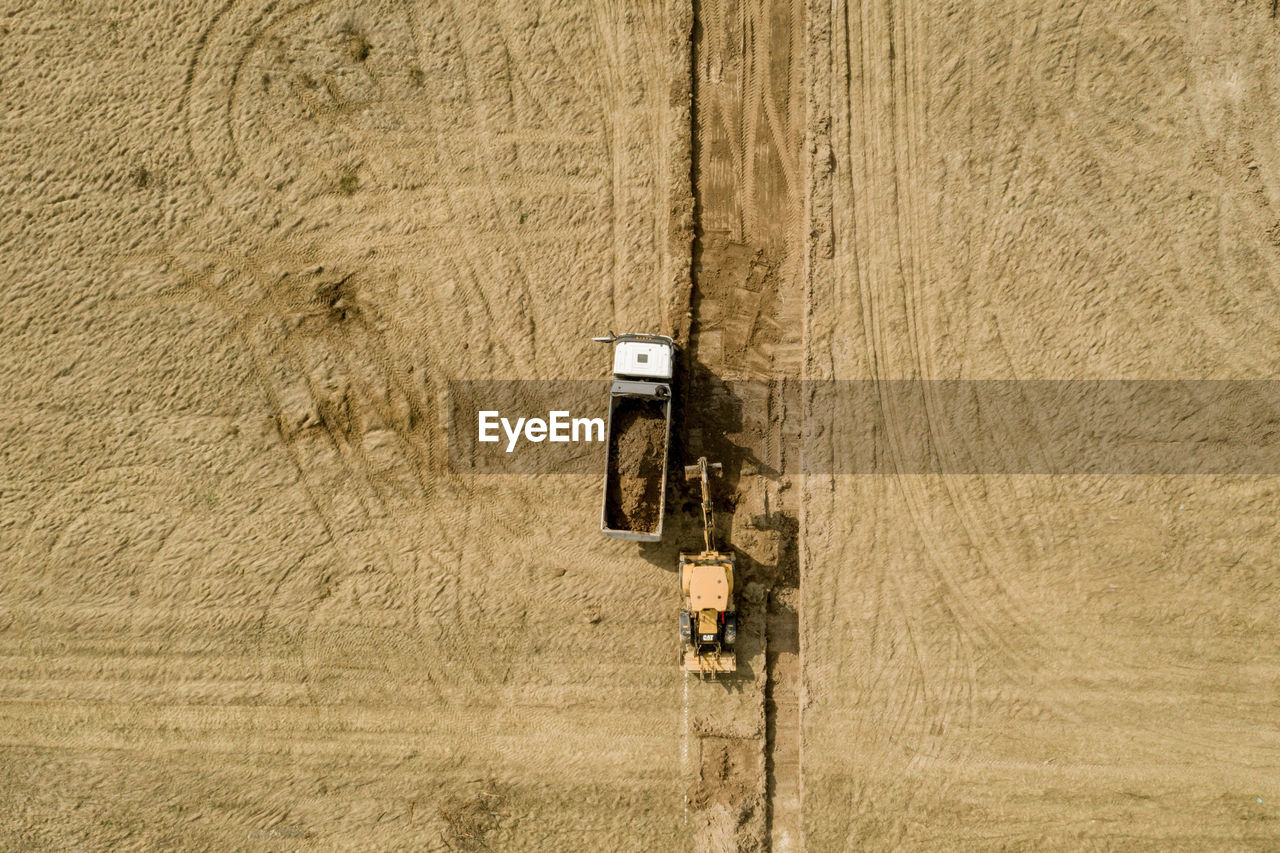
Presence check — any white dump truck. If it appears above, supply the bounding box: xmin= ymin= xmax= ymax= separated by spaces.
xmin=593 ymin=332 xmax=676 ymax=541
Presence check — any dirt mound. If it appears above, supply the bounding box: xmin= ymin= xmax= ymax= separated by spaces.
xmin=686 ymin=736 xmax=767 ymax=853
xmin=604 ymin=397 xmax=668 ymax=533
xmin=687 ymin=736 xmax=756 ymax=811
xmin=437 ymin=785 xmax=504 ymax=851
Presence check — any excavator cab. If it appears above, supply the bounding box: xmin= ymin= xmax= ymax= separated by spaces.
xmin=679 ymin=552 xmax=738 ymax=673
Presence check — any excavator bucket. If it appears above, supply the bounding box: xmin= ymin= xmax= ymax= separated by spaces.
xmin=684 ymin=459 xmax=723 ymax=480
xmin=682 ymin=647 xmax=737 ymax=675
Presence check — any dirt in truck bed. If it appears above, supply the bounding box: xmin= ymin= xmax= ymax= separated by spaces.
xmin=604 ymin=397 xmax=668 ymax=533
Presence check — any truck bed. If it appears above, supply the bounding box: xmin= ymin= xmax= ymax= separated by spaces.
xmin=603 ymin=395 xmax=669 ymax=537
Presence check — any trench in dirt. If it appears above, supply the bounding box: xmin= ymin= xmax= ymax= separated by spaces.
xmin=764 ymin=589 xmax=801 ymax=852
xmin=682 ymin=0 xmax=806 ymax=849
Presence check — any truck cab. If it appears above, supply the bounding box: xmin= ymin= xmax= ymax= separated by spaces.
xmin=611 ymin=336 xmax=674 ymax=381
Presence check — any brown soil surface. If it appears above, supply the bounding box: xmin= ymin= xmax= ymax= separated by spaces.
xmin=605 ymin=397 xmax=668 ymax=533
xmin=802 ymin=0 xmax=1280 ymax=849
xmin=1 ymin=2 xmax=691 ymax=850
xmin=688 ymin=736 xmax=759 ymax=812
xmin=6 ymin=0 xmax=1280 ymax=850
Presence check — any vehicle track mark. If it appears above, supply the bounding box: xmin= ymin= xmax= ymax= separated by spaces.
xmin=689 ymin=0 xmax=807 ymax=849
xmin=157 ymin=249 xmax=460 ymax=710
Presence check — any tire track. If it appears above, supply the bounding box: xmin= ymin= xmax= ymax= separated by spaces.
xmin=183 ymin=0 xmax=324 ymax=229
xmin=885 ymin=2 xmax=1251 ymax=770
xmin=832 ymin=0 xmax=990 ymax=837
xmin=689 ymin=0 xmax=807 ymax=849
xmin=847 ymin=0 xmax=1069 ymax=705
xmin=814 ymin=0 xmax=1280 ymax=844
xmin=157 ymin=250 xmax=458 ymax=711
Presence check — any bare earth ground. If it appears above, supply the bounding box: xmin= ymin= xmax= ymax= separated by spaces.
xmin=804 ymin=0 xmax=1280 ymax=849
xmin=2 ymin=1 xmax=690 ymax=849
xmin=3 ymin=0 xmax=1280 ymax=851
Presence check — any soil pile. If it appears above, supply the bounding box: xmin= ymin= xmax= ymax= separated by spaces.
xmin=604 ymin=398 xmax=667 ymax=533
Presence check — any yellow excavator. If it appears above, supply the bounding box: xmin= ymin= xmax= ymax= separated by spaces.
xmin=679 ymin=457 xmax=736 ymax=675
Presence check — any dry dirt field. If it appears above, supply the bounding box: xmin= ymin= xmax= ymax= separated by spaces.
xmin=3 ymin=0 xmax=1280 ymax=850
